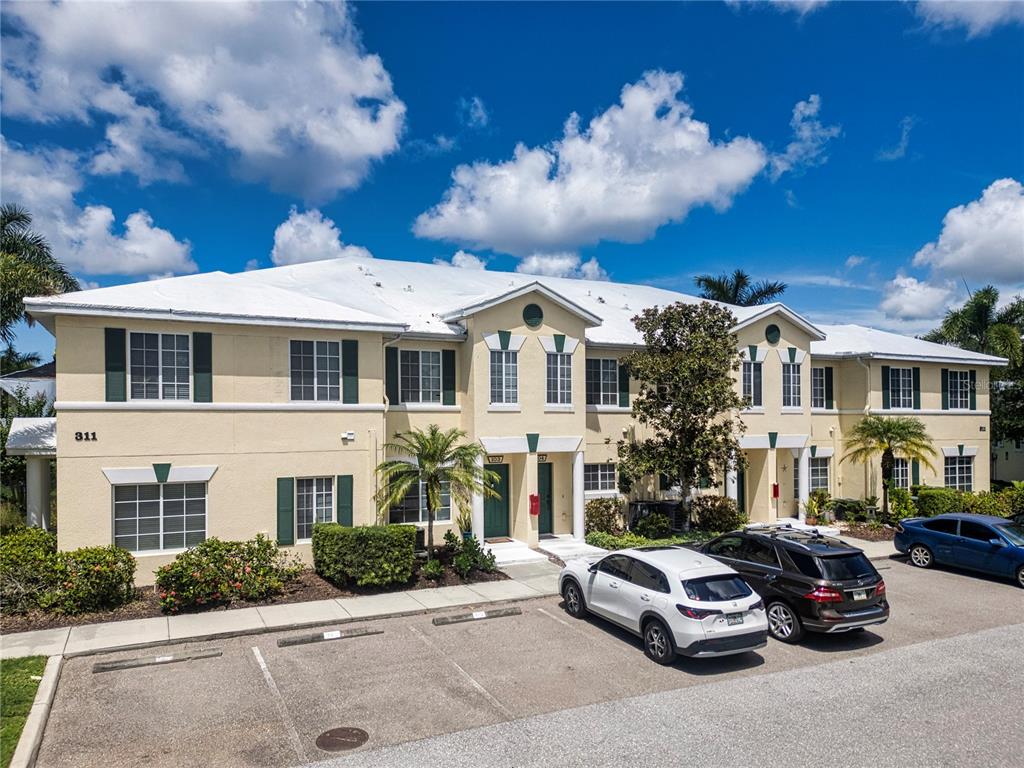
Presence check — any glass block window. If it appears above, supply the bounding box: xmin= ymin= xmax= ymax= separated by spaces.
xmin=296 ymin=477 xmax=333 ymax=540
xmin=113 ymin=482 xmax=206 ymax=552
xmin=489 ymin=350 xmax=518 ymax=404
xmin=546 ymin=353 xmax=572 ymax=405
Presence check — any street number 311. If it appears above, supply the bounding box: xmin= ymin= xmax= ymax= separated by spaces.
xmin=74 ymin=431 xmax=97 ymax=441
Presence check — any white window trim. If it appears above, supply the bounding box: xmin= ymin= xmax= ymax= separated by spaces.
xmin=586 ymin=358 xmax=619 ymax=407
xmin=487 ymin=403 xmax=521 ymax=413
xmin=545 ymin=352 xmax=573 ymax=406
xmin=489 ymin=349 xmax=519 ymax=406
xmin=399 ymin=349 xmax=443 ymax=405
xmin=810 ymin=367 xmax=826 ymax=409
xmin=782 ymin=362 xmax=801 ymax=408
xmin=889 ymin=367 xmax=914 ymax=410
xmin=288 ymin=338 xmax=341 ymax=403
xmin=112 ymin=481 xmax=207 ymax=554
xmin=583 ymin=463 xmax=617 ymax=493
xmin=947 ymin=369 xmax=971 ymax=410
xmin=943 ymin=456 xmax=973 ymax=491
xmin=781 ymin=406 xmax=804 ymax=414
xmin=128 ymin=330 xmax=193 ymax=402
xmin=586 ymin=404 xmax=631 ymax=413
xmin=482 ymin=333 xmax=527 ymax=352
xmin=295 ymin=476 xmax=334 ymax=543
xmin=545 ymin=404 xmax=575 ymax=413
xmin=742 ymin=360 xmax=763 ymax=409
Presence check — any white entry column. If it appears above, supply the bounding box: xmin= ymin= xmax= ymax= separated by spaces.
xmin=726 ymin=466 xmax=738 ymax=502
xmin=26 ymin=455 xmax=51 ymax=530
xmin=798 ymin=446 xmax=810 ymax=522
xmin=472 ymin=453 xmax=485 ymax=539
xmin=572 ymin=450 xmax=585 ymax=540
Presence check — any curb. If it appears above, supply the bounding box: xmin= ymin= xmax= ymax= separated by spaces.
xmin=9 ymin=654 xmax=63 ymax=768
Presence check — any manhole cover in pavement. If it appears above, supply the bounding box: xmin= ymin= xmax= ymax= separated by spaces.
xmin=316 ymin=727 xmax=369 ymax=752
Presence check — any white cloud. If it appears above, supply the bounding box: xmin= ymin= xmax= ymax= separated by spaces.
xmin=845 ymin=255 xmax=865 ymax=270
xmin=876 ymin=116 xmax=916 ymax=162
xmin=2 ymin=1 xmax=405 ymax=202
xmin=915 ymin=0 xmax=1024 ymax=37
xmin=784 ymin=189 xmax=800 ymax=208
xmin=459 ymin=96 xmax=489 ymax=129
xmin=516 ymin=253 xmax=609 ymax=281
xmin=770 ymin=0 xmax=831 ymax=15
xmin=270 ymin=208 xmax=372 ymax=267
xmin=433 ymin=250 xmax=487 ymax=270
xmin=415 ymin=71 xmax=767 ymax=258
xmin=879 ymin=274 xmax=955 ymax=320
xmin=0 ymin=137 xmax=195 ymax=276
xmin=244 ymin=259 xmax=261 ymax=272
xmin=769 ymin=94 xmax=841 ymax=181
xmin=912 ymin=178 xmax=1024 ymax=285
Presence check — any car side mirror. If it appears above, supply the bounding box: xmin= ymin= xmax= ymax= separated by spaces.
xmin=588 ymin=563 xmax=599 ymax=573
xmin=989 ymin=538 xmax=1004 ymax=547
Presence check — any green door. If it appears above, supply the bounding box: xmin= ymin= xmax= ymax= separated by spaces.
xmin=538 ymin=462 xmax=553 ymax=535
xmin=484 ymin=464 xmax=510 ymax=538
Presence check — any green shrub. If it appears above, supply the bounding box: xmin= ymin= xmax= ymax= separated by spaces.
xmin=585 ymin=530 xmax=711 ymax=551
xmin=888 ymin=487 xmax=915 ymax=521
xmin=48 ymin=546 xmax=136 ymax=614
xmin=155 ymin=535 xmax=300 ymax=613
xmin=961 ymin=491 xmax=1013 ymax=519
xmin=1006 ymin=486 xmax=1024 ymax=517
xmin=0 ymin=502 xmax=26 ymax=534
xmin=0 ymin=528 xmax=58 ymax=614
xmin=633 ymin=512 xmax=671 ymax=539
xmin=690 ymin=495 xmax=746 ymax=532
xmin=313 ymin=524 xmax=416 ymax=587
xmin=452 ymin=549 xmax=475 ymax=578
xmin=915 ymin=487 xmax=964 ymax=517
xmin=830 ymin=498 xmax=868 ymax=522
xmin=585 ymin=497 xmax=623 ymax=535
xmin=448 ymin=534 xmax=496 ymax=577
xmin=422 ymin=558 xmax=444 ymax=580
xmin=442 ymin=529 xmax=461 ymax=555
xmin=809 ymin=489 xmax=832 ymax=519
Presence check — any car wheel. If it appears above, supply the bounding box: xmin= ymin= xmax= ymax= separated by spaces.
xmin=642 ymin=618 xmax=676 ymax=665
xmin=766 ymin=601 xmax=804 ymax=643
xmin=909 ymin=544 xmax=933 ymax=569
xmin=561 ymin=580 xmax=587 ymax=618
xmin=1016 ymin=566 xmax=1024 ymax=589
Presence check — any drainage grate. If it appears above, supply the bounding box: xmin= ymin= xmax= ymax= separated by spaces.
xmin=316 ymin=727 xmax=369 ymax=752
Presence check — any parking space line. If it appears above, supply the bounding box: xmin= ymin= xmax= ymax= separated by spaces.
xmin=408 ymin=626 xmax=514 ymax=720
xmin=251 ymin=646 xmax=306 ymax=762
xmin=535 ymin=607 xmax=570 ymax=627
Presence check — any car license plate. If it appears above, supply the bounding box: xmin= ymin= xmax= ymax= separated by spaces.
xmin=726 ymin=613 xmax=743 ymax=626
xmin=852 ymin=589 xmax=868 ymax=601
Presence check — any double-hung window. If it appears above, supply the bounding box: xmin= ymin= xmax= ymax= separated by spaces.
xmin=782 ymin=363 xmax=801 ymax=407
xmin=809 ymin=457 xmax=829 ymax=492
xmin=114 ymin=482 xmax=206 ymax=552
xmin=296 ymin=477 xmax=333 ymax=540
xmin=889 ymin=367 xmax=914 ymax=409
xmin=742 ymin=361 xmax=763 ymax=407
xmin=130 ymin=332 xmax=190 ymax=400
xmin=389 ymin=480 xmax=451 ymax=524
xmin=793 ymin=459 xmax=800 ymax=499
xmin=586 ymin=359 xmax=618 ymax=406
xmin=584 ymin=463 xmax=616 ymax=492
xmin=810 ymin=367 xmax=826 ymax=409
xmin=290 ymin=340 xmax=339 ymax=401
xmin=546 ymin=353 xmax=572 ymax=405
xmin=892 ymin=458 xmax=909 ymax=490
xmin=400 ymin=350 xmax=441 ymax=403
xmin=944 ymin=456 xmax=973 ymax=491
xmin=489 ymin=350 xmax=518 ymax=404
xmin=948 ymin=370 xmax=971 ymax=410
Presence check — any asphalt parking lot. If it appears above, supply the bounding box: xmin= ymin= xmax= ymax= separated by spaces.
xmin=36 ymin=558 xmax=1024 ymax=768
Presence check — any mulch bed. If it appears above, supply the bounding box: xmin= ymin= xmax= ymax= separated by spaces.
xmin=839 ymin=523 xmax=897 ymax=542
xmin=0 ymin=563 xmax=508 ymax=635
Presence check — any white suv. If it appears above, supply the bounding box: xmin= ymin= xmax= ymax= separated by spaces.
xmin=559 ymin=546 xmax=768 ymax=664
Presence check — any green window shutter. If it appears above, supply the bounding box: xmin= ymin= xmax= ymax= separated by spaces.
xmin=336 ymin=475 xmax=353 ymax=526
xmin=911 ymin=459 xmax=920 ymax=486
xmin=912 ymin=367 xmax=921 ymax=410
xmin=941 ymin=368 xmax=949 ymax=410
xmin=192 ymin=332 xmax=212 ymax=403
xmin=342 ymin=340 xmax=359 ymax=404
xmin=969 ymin=370 xmax=977 ymax=410
xmin=385 ymin=346 xmax=399 ymax=404
xmin=104 ymin=328 xmax=126 ymax=402
xmin=880 ymin=365 xmax=890 ymax=410
xmin=824 ymin=367 xmax=834 ymax=410
xmin=659 ymin=473 xmax=671 ymax=491
xmin=617 ymin=362 xmax=629 ymax=407
xmin=276 ymin=477 xmax=295 ymax=546
xmin=442 ymin=349 xmax=456 ymax=406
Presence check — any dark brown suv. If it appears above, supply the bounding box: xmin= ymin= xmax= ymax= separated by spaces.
xmin=699 ymin=526 xmax=889 ymax=643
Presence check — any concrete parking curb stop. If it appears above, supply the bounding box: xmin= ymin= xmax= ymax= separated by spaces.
xmin=9 ymin=654 xmax=62 ymax=768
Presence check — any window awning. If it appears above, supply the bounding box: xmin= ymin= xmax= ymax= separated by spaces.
xmin=4 ymin=417 xmax=56 ymax=457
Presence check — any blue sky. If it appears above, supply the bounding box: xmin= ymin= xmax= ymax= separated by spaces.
xmin=2 ymin=0 xmax=1023 ymax=359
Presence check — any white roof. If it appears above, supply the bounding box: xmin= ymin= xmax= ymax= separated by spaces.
xmin=812 ymin=324 xmax=1008 ymax=366
xmin=4 ymin=417 xmax=56 ymax=456
xmin=21 ymin=255 xmax=1007 ymax=364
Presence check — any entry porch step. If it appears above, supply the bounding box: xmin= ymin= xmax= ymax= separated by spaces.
xmin=483 ymin=539 xmax=550 ymax=566
xmin=537 ymin=534 xmax=607 ymax=562
xmin=772 ymin=517 xmax=841 ymax=537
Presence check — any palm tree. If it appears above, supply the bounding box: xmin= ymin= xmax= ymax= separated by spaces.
xmin=1 ymin=204 xmax=80 ymax=344
xmin=1 ymin=345 xmax=41 ymax=376
xmin=923 ymin=286 xmax=1023 ymax=369
xmin=693 ymin=269 xmax=787 ymax=307
xmin=375 ymin=425 xmax=499 ymax=560
xmin=841 ymin=416 xmax=937 ymax=516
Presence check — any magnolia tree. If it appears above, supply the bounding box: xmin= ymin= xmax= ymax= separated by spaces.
xmin=617 ymin=302 xmax=746 ymax=518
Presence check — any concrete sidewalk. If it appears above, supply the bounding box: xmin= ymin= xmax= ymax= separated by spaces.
xmin=0 ymin=563 xmax=563 ymax=661
xmin=838 ymin=535 xmax=898 ymax=560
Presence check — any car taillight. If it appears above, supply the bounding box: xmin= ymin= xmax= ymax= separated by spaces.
xmin=875 ymin=580 xmax=886 ymax=597
xmin=749 ymin=599 xmax=764 ymax=611
xmin=804 ymin=586 xmax=844 ymax=603
xmin=677 ymin=604 xmax=722 ymax=620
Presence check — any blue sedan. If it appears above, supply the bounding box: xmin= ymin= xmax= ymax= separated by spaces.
xmin=894 ymin=513 xmax=1024 ymax=588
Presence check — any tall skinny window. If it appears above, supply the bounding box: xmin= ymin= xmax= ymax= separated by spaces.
xmin=809 ymin=457 xmax=829 ymax=492
xmin=782 ymin=363 xmax=801 ymax=407
xmin=290 ymin=340 xmax=339 ymax=401
xmin=948 ymin=370 xmax=970 ymax=410
xmin=892 ymin=458 xmax=909 ymax=490
xmin=546 ymin=353 xmax=572 ymax=405
xmin=811 ymin=367 xmax=826 ymax=409
xmin=130 ymin=332 xmax=190 ymax=400
xmin=296 ymin=477 xmax=333 ymax=540
xmin=742 ymin=361 xmax=763 ymax=407
xmin=489 ymin=350 xmax=518 ymax=404
xmin=586 ymin=359 xmax=618 ymax=406
xmin=890 ymin=367 xmax=914 ymax=409
xmin=400 ymin=350 xmax=441 ymax=403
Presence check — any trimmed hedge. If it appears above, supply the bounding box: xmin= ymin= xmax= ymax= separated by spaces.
xmin=690 ymin=495 xmax=746 ymax=532
xmin=633 ymin=512 xmax=671 ymax=539
xmin=313 ymin=524 xmax=416 ymax=587
xmin=585 ymin=497 xmax=624 ymax=535
xmin=585 ymin=530 xmax=714 ymax=551
xmin=829 ymin=498 xmax=869 ymax=522
xmin=155 ymin=535 xmax=301 ymax=613
xmin=915 ymin=487 xmax=963 ymax=517
xmin=0 ymin=528 xmax=136 ymax=615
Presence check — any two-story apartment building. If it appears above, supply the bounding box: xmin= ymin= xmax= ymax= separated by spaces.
xmin=17 ymin=257 xmax=1005 ymax=583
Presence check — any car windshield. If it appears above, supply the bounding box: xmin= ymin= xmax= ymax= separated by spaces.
xmin=683 ymin=575 xmax=752 ymax=602
xmin=818 ymin=553 xmax=876 ymax=581
xmin=995 ymin=523 xmax=1024 ymax=546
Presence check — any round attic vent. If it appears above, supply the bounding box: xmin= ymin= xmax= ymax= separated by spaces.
xmin=523 ymin=303 xmax=543 ymax=329
xmin=765 ymin=324 xmax=781 ymax=344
